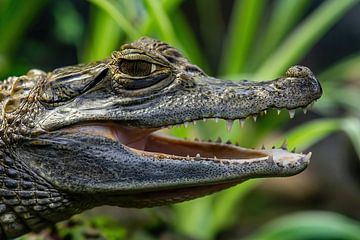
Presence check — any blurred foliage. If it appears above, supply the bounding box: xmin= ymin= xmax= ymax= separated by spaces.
xmin=1 ymin=0 xmax=360 ymax=239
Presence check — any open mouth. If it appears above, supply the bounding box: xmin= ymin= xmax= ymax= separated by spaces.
xmin=66 ymin=105 xmax=313 ymax=169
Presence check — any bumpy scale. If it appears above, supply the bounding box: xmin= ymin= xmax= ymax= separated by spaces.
xmin=0 ymin=37 xmax=322 ymax=239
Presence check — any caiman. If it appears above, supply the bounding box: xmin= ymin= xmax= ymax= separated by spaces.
xmin=0 ymin=37 xmax=322 ymax=239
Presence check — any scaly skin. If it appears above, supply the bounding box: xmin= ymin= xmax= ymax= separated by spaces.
xmin=0 ymin=37 xmax=322 ymax=239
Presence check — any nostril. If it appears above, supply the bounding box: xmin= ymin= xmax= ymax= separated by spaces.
xmin=285 ymin=65 xmax=314 ymax=78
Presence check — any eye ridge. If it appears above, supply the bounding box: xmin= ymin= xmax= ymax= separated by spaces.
xmin=118 ymin=60 xmax=156 ymax=77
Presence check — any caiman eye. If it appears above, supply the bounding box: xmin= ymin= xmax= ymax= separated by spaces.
xmin=118 ymin=60 xmax=156 ymax=77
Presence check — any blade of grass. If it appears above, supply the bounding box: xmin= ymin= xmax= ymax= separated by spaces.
xmin=0 ymin=0 xmax=47 ymax=54
xmin=143 ymin=0 xmax=179 ymax=46
xmin=255 ymin=0 xmax=357 ymax=79
xmin=212 ymin=180 xmax=259 ymax=233
xmin=245 ymin=211 xmax=360 ymax=240
xmin=220 ymin=0 xmax=266 ymax=75
xmin=88 ymin=0 xmax=140 ymax=40
xmin=81 ymin=5 xmax=123 ymax=62
xmin=196 ymin=0 xmax=224 ymax=73
xmin=283 ymin=118 xmax=340 ymax=151
xmin=319 ymin=53 xmax=360 ymax=82
xmin=140 ymin=0 xmax=183 ymax=34
xmin=341 ymin=118 xmax=360 ymax=161
xmin=173 ymin=196 xmax=214 ymax=240
xmin=251 ymin=0 xmax=311 ymax=70
xmin=171 ymin=11 xmax=210 ymax=73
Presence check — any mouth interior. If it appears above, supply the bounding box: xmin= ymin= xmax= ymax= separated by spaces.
xmin=69 ymin=121 xmax=269 ymax=160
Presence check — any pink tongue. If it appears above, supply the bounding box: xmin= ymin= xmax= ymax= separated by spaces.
xmin=67 ymin=123 xmax=157 ymax=150
xmin=111 ymin=125 xmax=155 ymax=150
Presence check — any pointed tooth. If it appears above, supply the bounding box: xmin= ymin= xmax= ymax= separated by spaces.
xmin=216 ymin=137 xmax=222 ymax=143
xmin=253 ymin=115 xmax=257 ymax=122
xmin=272 ymin=146 xmax=276 ymax=149
xmin=261 ymin=144 xmax=266 ymax=150
xmin=267 ymin=155 xmax=274 ymax=161
xmin=208 ymin=139 xmax=212 ymax=142
xmin=304 ymin=152 xmax=312 ymax=162
xmin=264 ymin=110 xmax=267 ymax=115
xmin=277 ymin=109 xmax=281 ymax=115
xmin=226 ymin=140 xmax=232 ymax=144
xmin=288 ymin=110 xmax=295 ymax=119
xmin=203 ymin=118 xmax=207 ymax=122
xmin=281 ymin=139 xmax=288 ymax=150
xmin=184 ymin=122 xmax=189 ymax=128
xmin=186 ymin=155 xmax=190 ymax=160
xmin=167 ymin=125 xmax=173 ymax=129
xmin=240 ymin=119 xmax=245 ymax=128
xmin=302 ymin=108 xmax=307 ymax=114
xmin=310 ymin=102 xmax=314 ymax=109
xmin=194 ymin=138 xmax=199 ymax=141
xmin=195 ymin=153 xmax=201 ymax=159
xmin=235 ymin=142 xmax=239 ymax=146
xmin=226 ymin=120 xmax=234 ymax=131
xmin=214 ymin=156 xmax=217 ymax=160
xmin=215 ymin=118 xmax=219 ymax=123
xmin=291 ymin=147 xmax=296 ymax=153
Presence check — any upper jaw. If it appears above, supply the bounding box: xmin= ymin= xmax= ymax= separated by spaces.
xmin=38 ymin=65 xmax=321 ymax=132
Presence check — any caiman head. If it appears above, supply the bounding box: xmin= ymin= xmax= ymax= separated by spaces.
xmin=0 ymin=37 xmax=321 ymax=235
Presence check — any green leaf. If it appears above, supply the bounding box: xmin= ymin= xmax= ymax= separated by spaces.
xmin=221 ymin=0 xmax=266 ymax=75
xmin=319 ymin=53 xmax=360 ymax=82
xmin=81 ymin=5 xmax=123 ymax=62
xmin=255 ymin=0 xmax=357 ymax=79
xmin=173 ymin=196 xmax=214 ymax=240
xmin=245 ymin=211 xmax=360 ymax=240
xmin=251 ymin=0 xmax=311 ymax=70
xmin=341 ymin=118 xmax=360 ymax=161
xmin=143 ymin=0 xmax=179 ymax=46
xmin=88 ymin=0 xmax=140 ymax=40
xmin=284 ymin=118 xmax=340 ymax=151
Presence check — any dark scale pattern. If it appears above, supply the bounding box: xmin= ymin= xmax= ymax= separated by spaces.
xmin=0 ymin=151 xmax=74 ymax=238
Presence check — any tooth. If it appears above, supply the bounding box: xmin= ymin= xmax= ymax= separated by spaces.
xmin=216 ymin=137 xmax=222 ymax=143
xmin=215 ymin=118 xmax=219 ymax=123
xmin=208 ymin=139 xmax=212 ymax=142
xmin=302 ymin=108 xmax=307 ymax=114
xmin=267 ymin=155 xmax=274 ymax=162
xmin=186 ymin=155 xmax=190 ymax=160
xmin=203 ymin=118 xmax=207 ymax=122
xmin=264 ymin=110 xmax=267 ymax=115
xmin=167 ymin=125 xmax=173 ymax=129
xmin=226 ymin=120 xmax=234 ymax=131
xmin=214 ymin=156 xmax=217 ymax=160
xmin=261 ymin=144 xmax=265 ymax=150
xmin=184 ymin=122 xmax=189 ymax=128
xmin=277 ymin=109 xmax=281 ymax=115
xmin=194 ymin=138 xmax=199 ymax=141
xmin=240 ymin=119 xmax=245 ymax=128
xmin=226 ymin=140 xmax=232 ymax=144
xmin=253 ymin=115 xmax=257 ymax=122
xmin=235 ymin=142 xmax=239 ymax=146
xmin=195 ymin=153 xmax=201 ymax=159
xmin=304 ymin=152 xmax=312 ymax=162
xmin=310 ymin=102 xmax=314 ymax=109
xmin=291 ymin=147 xmax=296 ymax=153
xmin=272 ymin=146 xmax=276 ymax=149
xmin=193 ymin=121 xmax=197 ymax=125
xmin=288 ymin=110 xmax=295 ymax=119
xmin=281 ymin=139 xmax=288 ymax=150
